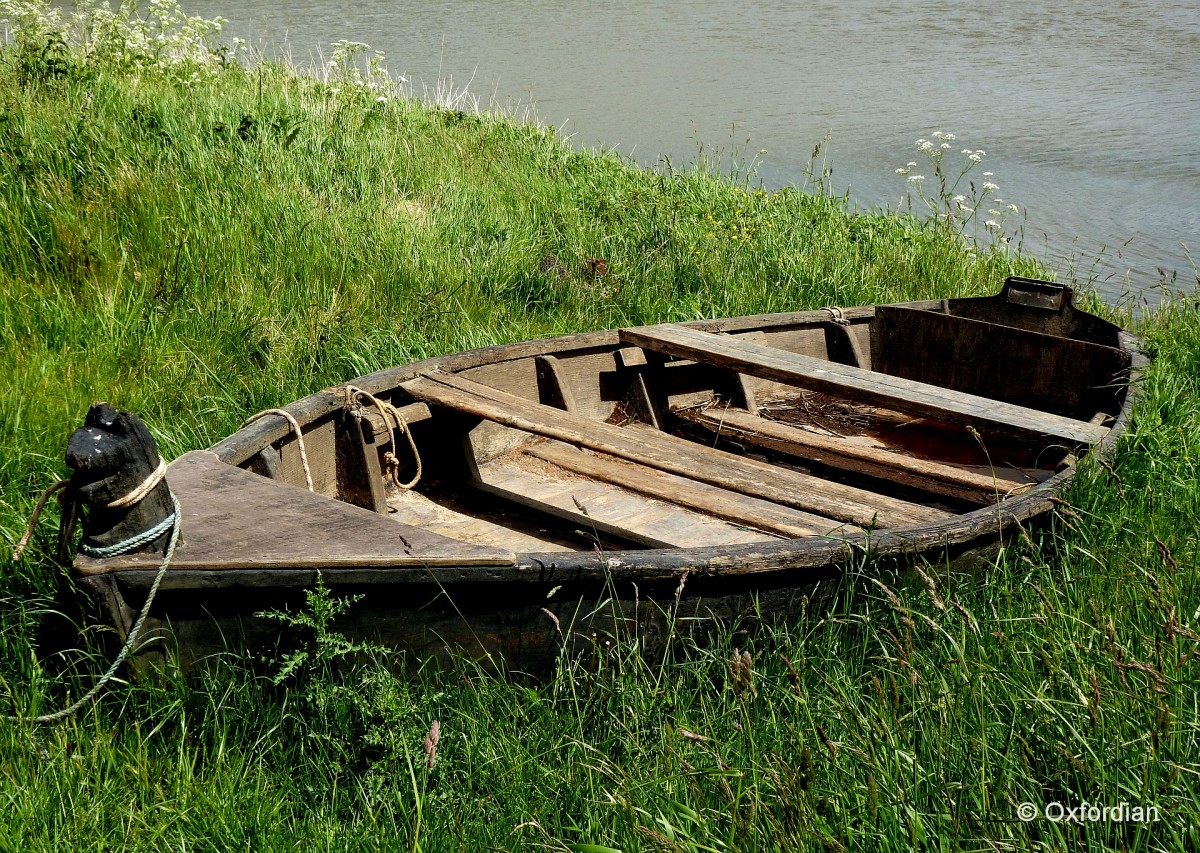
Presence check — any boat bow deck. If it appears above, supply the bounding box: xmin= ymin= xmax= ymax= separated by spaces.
xmin=75 ymin=450 xmax=516 ymax=575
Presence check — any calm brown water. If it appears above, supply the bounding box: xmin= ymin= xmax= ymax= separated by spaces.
xmin=190 ymin=0 xmax=1199 ymax=302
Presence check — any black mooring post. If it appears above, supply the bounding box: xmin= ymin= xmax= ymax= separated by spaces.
xmin=65 ymin=402 xmax=174 ymax=558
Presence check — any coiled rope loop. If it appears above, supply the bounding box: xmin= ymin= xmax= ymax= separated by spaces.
xmin=343 ymin=385 xmax=422 ymax=490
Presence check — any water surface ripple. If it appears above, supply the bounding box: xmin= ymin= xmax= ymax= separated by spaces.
xmin=187 ymin=0 xmax=1200 ymax=302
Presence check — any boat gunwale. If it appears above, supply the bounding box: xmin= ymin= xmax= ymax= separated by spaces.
xmin=99 ymin=302 xmax=1146 ymax=592
xmin=209 ymin=302 xmax=910 ymax=468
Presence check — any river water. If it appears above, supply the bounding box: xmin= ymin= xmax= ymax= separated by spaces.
xmin=187 ymin=0 xmax=1199 ymax=303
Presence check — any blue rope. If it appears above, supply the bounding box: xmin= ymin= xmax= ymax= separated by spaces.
xmin=6 ymin=491 xmax=182 ymax=724
xmin=79 ymin=510 xmax=178 ymax=559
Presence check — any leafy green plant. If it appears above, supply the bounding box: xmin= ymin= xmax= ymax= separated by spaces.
xmin=257 ymin=573 xmax=384 ymax=685
xmin=1 ymin=0 xmax=236 ymax=85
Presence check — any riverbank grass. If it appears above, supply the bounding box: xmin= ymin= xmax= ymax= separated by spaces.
xmin=1 ymin=3 xmax=1198 ymax=850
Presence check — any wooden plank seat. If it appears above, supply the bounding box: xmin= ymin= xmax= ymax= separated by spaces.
xmin=618 ymin=323 xmax=1108 ymax=446
xmin=400 ymin=371 xmax=950 ymax=529
xmin=75 ymin=450 xmax=516 ymax=575
xmin=676 ymin=405 xmax=1044 ymax=505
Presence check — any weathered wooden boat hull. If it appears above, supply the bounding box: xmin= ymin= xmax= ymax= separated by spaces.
xmin=68 ymin=278 xmax=1144 ymax=671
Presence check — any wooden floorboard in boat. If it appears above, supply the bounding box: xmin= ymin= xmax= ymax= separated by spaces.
xmin=477 ymin=454 xmax=780 ymax=549
xmin=386 ymin=488 xmax=573 ymax=553
xmin=401 ymin=372 xmax=949 ymax=528
xmin=677 ymin=405 xmax=1042 ymax=504
xmin=75 ymin=451 xmax=516 ymax=575
xmin=619 ymin=323 xmax=1107 ymax=446
xmin=525 ymin=440 xmax=857 ymax=539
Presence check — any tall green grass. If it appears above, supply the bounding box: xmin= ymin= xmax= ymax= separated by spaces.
xmin=1 ymin=3 xmax=1197 ymax=850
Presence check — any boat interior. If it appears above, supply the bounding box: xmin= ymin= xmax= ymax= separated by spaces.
xmin=124 ymin=280 xmax=1126 ymax=571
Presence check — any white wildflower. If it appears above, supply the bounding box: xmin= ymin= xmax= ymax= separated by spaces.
xmin=917 ymin=140 xmax=935 ymax=153
xmin=968 ymin=153 xmax=983 ymax=162
xmin=982 ymin=181 xmax=999 ymax=191
xmin=975 ymin=150 xmax=986 ymax=157
xmin=896 ymin=167 xmax=910 ymax=175
xmin=907 ymin=175 xmax=925 ymax=184
xmin=985 ymin=219 xmax=1001 ymax=230
xmin=940 ymin=142 xmax=952 ymax=149
xmin=944 ymin=133 xmax=956 ymax=141
xmin=988 ymin=209 xmax=1002 ymax=216
xmin=962 ymin=148 xmax=973 ymax=155
xmin=1007 ymin=203 xmax=1020 ymax=213
xmin=982 ymin=171 xmax=994 ymax=177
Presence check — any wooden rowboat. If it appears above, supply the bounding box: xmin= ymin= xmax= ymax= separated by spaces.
xmin=65 ymin=278 xmax=1143 ymax=670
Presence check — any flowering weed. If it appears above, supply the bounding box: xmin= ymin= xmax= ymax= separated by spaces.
xmin=897 ymin=130 xmax=1023 ymax=248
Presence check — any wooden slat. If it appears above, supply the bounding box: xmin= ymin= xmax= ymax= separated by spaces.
xmin=619 ymin=323 xmax=1107 ymax=445
xmin=534 ymin=355 xmax=579 ymax=413
xmin=477 ymin=460 xmax=777 ymax=549
xmin=361 ymin=401 xmax=433 ymax=441
xmin=387 ymin=488 xmax=573 ymax=553
xmin=75 ymin=451 xmax=516 ymax=575
xmin=678 ymin=406 xmax=1041 ymax=504
xmin=526 ymin=441 xmax=856 ymax=538
xmin=400 ymin=372 xmax=949 ymax=528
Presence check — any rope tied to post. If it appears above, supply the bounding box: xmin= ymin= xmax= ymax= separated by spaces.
xmin=11 ymin=479 xmax=69 ymax=562
xmin=342 ymin=385 xmax=423 ymax=490
xmin=7 ymin=458 xmax=182 ymax=724
xmin=12 ymin=457 xmax=171 ymax=562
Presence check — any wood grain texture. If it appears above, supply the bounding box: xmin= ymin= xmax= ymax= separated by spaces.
xmin=678 ymin=405 xmax=1040 ymax=504
xmin=535 ymin=355 xmax=579 ymax=413
xmin=870 ymin=306 xmax=1131 ymax=416
xmin=478 ymin=455 xmax=778 ymax=548
xmin=74 ymin=451 xmax=515 ymax=575
xmin=400 ymin=371 xmax=948 ymax=528
xmin=526 ymin=440 xmax=855 ymax=538
xmin=619 ymin=323 xmax=1107 ymax=445
xmin=386 ymin=487 xmax=573 ymax=553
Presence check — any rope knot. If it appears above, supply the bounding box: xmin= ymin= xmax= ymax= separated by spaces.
xmin=342 ymin=385 xmax=422 ymax=490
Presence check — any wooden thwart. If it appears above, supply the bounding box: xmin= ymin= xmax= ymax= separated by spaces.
xmin=401 ymin=371 xmax=949 ymax=528
xmin=619 ymin=323 xmax=1107 ymax=445
xmin=678 ymin=405 xmax=1040 ymax=504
